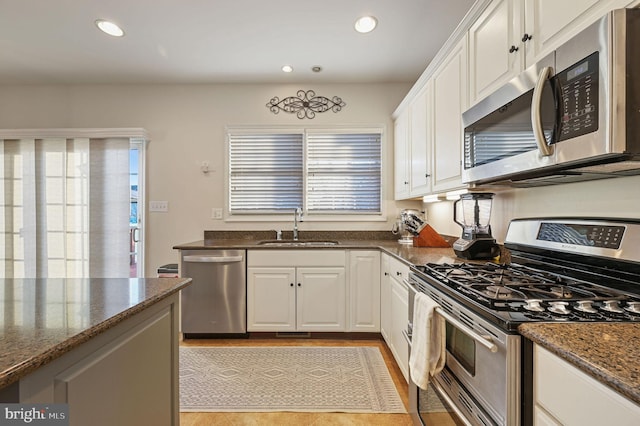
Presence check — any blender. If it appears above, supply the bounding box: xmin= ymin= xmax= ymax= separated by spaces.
xmin=452 ymin=193 xmax=500 ymax=260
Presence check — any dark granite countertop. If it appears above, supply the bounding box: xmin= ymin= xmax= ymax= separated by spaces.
xmin=519 ymin=323 xmax=640 ymax=405
xmin=0 ymin=277 xmax=192 ymax=389
xmin=173 ymin=229 xmax=462 ymax=266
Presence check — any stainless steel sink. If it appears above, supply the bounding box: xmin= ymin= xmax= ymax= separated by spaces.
xmin=257 ymin=240 xmax=339 ymax=247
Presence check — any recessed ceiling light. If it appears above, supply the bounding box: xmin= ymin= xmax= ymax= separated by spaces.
xmin=354 ymin=16 xmax=378 ymax=33
xmin=95 ymin=19 xmax=125 ymax=37
xmin=311 ymin=66 xmax=322 ymax=73
xmin=281 ymin=65 xmax=293 ymax=73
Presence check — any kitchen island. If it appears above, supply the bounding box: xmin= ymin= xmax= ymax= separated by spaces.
xmin=0 ymin=277 xmax=191 ymax=426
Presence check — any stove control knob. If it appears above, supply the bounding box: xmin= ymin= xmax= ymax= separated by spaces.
xmin=575 ymin=300 xmax=598 ymax=314
xmin=549 ymin=301 xmax=570 ymax=315
xmin=624 ymin=301 xmax=640 ymax=314
xmin=602 ymin=300 xmax=624 ymax=313
xmin=524 ymin=299 xmax=545 ymax=312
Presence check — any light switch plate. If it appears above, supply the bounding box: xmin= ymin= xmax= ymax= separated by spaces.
xmin=211 ymin=208 xmax=223 ymax=219
xmin=150 ymin=201 xmax=169 ymax=212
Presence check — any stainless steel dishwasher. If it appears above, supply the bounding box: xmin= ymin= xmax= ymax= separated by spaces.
xmin=180 ymin=249 xmax=246 ymax=337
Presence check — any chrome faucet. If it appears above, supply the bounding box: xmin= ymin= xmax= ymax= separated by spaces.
xmin=293 ymin=207 xmax=303 ymax=240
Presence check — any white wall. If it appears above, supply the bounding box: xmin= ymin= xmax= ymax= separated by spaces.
xmin=0 ymin=83 xmax=412 ymax=275
xmin=424 ymin=175 xmax=640 ymax=243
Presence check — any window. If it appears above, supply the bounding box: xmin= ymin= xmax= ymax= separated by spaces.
xmin=228 ymin=128 xmax=382 ymax=216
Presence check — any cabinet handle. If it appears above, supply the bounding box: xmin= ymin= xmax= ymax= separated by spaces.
xmin=396 ymin=271 xmax=402 ymax=276
xmin=509 ymin=45 xmax=519 ymax=53
xmin=522 ymin=33 xmax=532 ymax=42
xmin=384 ymin=272 xmax=389 ymax=276
xmin=404 ymin=181 xmax=409 ymax=185
xmin=425 ymin=173 xmax=431 ymax=179
xmin=290 ymin=283 xmax=294 ymax=287
xmin=297 ymin=283 xmax=301 ymax=287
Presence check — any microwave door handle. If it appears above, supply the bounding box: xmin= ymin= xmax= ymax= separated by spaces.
xmin=531 ymin=66 xmax=554 ymax=157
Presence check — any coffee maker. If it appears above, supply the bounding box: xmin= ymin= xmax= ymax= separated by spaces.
xmin=452 ymin=193 xmax=500 ymax=260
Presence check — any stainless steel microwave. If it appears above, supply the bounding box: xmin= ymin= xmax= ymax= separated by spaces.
xmin=462 ymin=8 xmax=640 ymax=187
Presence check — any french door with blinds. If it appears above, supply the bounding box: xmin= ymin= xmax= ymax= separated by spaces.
xmin=0 ymin=129 xmax=147 ymax=278
xmin=228 ymin=128 xmax=382 ymax=216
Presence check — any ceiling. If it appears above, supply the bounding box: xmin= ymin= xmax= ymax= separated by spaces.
xmin=0 ymin=0 xmax=476 ymax=85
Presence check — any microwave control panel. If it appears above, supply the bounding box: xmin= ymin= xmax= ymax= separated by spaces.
xmin=555 ymin=52 xmax=599 ymax=142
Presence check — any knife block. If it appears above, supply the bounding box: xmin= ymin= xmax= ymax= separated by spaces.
xmin=412 ymin=224 xmax=451 ymax=247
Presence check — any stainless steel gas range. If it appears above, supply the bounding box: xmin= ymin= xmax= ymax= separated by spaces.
xmin=407 ymin=217 xmax=640 ymax=426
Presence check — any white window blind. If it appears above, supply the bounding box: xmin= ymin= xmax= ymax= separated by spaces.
xmin=228 ymin=129 xmax=382 ymax=215
xmin=306 ymin=132 xmax=381 ymax=213
xmin=228 ymin=133 xmax=303 ymax=212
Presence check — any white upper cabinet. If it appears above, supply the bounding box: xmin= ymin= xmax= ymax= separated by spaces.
xmin=468 ymin=0 xmax=524 ymax=105
xmin=394 ymin=85 xmax=432 ymax=200
xmin=431 ymin=38 xmax=467 ymax=193
xmin=394 ymin=110 xmax=411 ymax=200
xmin=469 ymin=0 xmax=635 ymax=106
xmin=524 ymin=0 xmax=636 ymax=66
xmin=409 ymin=84 xmax=432 ymax=197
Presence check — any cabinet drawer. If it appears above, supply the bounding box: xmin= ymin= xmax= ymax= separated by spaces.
xmin=248 ymin=250 xmax=346 ymax=267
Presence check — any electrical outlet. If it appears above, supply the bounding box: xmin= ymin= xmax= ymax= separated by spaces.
xmin=211 ymin=208 xmax=223 ymax=219
xmin=150 ymin=201 xmax=169 ymax=212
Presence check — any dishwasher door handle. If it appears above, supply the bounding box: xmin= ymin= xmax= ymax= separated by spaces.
xmin=183 ymin=255 xmax=243 ymax=263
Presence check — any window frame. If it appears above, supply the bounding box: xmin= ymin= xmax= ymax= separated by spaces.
xmin=225 ymin=126 xmax=386 ymax=222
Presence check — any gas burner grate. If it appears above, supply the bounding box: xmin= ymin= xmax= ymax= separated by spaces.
xmin=416 ymin=262 xmax=637 ymax=312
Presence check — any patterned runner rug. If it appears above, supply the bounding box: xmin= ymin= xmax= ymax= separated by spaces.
xmin=180 ymin=346 xmax=406 ymax=413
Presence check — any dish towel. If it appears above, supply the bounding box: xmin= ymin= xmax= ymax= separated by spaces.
xmin=409 ymin=292 xmax=446 ymax=390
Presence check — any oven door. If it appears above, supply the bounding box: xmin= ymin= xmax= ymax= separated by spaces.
xmin=404 ymin=319 xmax=463 ymax=426
xmin=407 ymin=278 xmax=521 ymax=425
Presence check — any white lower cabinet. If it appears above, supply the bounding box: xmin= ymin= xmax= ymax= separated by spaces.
xmin=347 ymin=250 xmax=381 ymax=332
xmin=534 ymin=344 xmax=640 ymax=425
xmin=380 ymin=254 xmax=392 ymax=342
xmin=381 ymin=253 xmax=410 ymax=383
xmin=247 ymin=250 xmax=346 ymax=332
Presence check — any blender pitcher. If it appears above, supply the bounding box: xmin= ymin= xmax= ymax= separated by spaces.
xmin=452 ymin=193 xmax=500 ymax=259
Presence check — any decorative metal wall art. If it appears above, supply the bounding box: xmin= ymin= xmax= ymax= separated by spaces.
xmin=266 ymin=90 xmax=346 ymax=119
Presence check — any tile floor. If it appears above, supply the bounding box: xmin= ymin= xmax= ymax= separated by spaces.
xmin=179 ymin=336 xmax=454 ymax=426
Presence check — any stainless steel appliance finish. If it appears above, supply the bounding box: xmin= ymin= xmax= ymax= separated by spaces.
xmin=462 ymin=9 xmax=640 ymax=187
xmin=407 ymin=217 xmax=640 ymax=426
xmin=180 ymin=249 xmax=247 ymax=336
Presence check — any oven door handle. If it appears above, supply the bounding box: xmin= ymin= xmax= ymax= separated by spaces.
xmin=435 ymin=308 xmax=499 ymax=353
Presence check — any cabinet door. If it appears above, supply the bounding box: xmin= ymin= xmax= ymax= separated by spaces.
xmin=469 ymin=0 xmax=524 ymax=105
xmin=348 ymin=250 xmax=381 ymax=332
xmin=53 ymin=309 xmax=174 ymax=426
xmin=247 ymin=267 xmax=296 ymax=331
xmin=380 ymin=254 xmax=392 ymax=343
xmin=394 ymin=110 xmax=411 ymax=199
xmin=409 ymin=84 xmax=432 ymax=197
xmin=431 ymin=38 xmax=467 ymax=193
xmin=297 ymin=267 xmax=346 ymax=332
xmin=390 ymin=275 xmax=409 ymax=383
xmin=524 ymin=0 xmax=628 ymax=65
xmin=534 ymin=344 xmax=640 ymax=425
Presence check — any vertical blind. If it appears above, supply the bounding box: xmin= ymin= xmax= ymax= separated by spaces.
xmin=228 ymin=130 xmax=381 ymax=214
xmin=1 ymin=137 xmax=130 ymax=278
